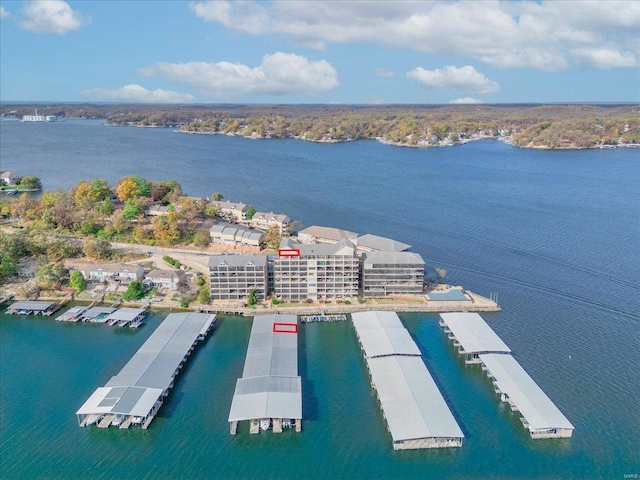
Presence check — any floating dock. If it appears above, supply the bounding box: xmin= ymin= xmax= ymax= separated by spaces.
xmin=439 ymin=312 xmax=574 ymax=439
xmin=352 ymin=311 xmax=464 ymax=450
xmin=6 ymin=301 xmax=55 ymax=316
xmin=228 ymin=314 xmax=302 ymax=435
xmin=76 ymin=312 xmax=216 ymax=429
xmin=104 ymin=307 xmax=146 ymax=327
xmin=79 ymin=306 xmax=116 ymax=323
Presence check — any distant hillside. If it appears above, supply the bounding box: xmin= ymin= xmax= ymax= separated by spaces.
xmin=2 ymin=103 xmax=638 ymax=149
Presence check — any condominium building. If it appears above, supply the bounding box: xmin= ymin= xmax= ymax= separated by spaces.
xmin=361 ymin=251 xmax=425 ymax=298
xmin=210 ymin=200 xmax=248 ymax=222
xmin=209 ymin=255 xmax=268 ymax=301
xmin=209 ymin=222 xmax=265 ymax=248
xmin=247 ymin=211 xmax=292 ymax=235
xmin=273 ymin=238 xmax=359 ymax=301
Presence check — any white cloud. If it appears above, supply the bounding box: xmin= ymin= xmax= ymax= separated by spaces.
xmin=138 ymin=52 xmax=338 ymax=98
xmin=20 ymin=0 xmax=90 ymax=34
xmin=375 ymin=68 xmax=396 ymax=78
xmin=407 ymin=66 xmax=500 ymax=95
xmin=79 ymin=84 xmax=195 ymax=103
xmin=449 ymin=97 xmax=484 ymax=104
xmin=189 ymin=0 xmax=640 ymax=71
xmin=0 ymin=6 xmax=10 ymax=19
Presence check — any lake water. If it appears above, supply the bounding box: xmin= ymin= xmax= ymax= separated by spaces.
xmin=1 ymin=119 xmax=638 ymax=479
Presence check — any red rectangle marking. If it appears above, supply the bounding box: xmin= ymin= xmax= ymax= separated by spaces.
xmin=278 ymin=249 xmax=300 ymax=257
xmin=273 ymin=322 xmax=298 ymax=334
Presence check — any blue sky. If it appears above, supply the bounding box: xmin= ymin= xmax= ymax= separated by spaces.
xmin=1 ymin=0 xmax=639 ymax=104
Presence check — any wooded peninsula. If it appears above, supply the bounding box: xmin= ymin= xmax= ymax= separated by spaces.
xmin=2 ymin=103 xmax=638 ymax=149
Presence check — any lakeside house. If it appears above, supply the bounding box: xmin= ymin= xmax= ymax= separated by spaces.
xmin=144 ymin=269 xmax=185 ymax=291
xmin=210 ymin=200 xmax=248 ymax=222
xmin=361 ymin=251 xmax=425 ymax=297
xmin=1 ymin=171 xmax=22 ymax=186
xmin=209 ymin=255 xmax=268 ymax=302
xmin=209 ymin=222 xmax=265 ymax=249
xmin=274 ymin=238 xmax=359 ymax=301
xmin=297 ymin=225 xmax=358 ymax=245
xmin=79 ymin=263 xmax=145 ymax=284
xmin=246 ymin=211 xmax=292 ymax=235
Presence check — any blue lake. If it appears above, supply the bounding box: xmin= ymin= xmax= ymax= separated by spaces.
xmin=1 ymin=119 xmax=638 ymax=478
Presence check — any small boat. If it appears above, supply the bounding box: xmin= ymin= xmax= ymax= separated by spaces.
xmin=260 ymin=418 xmax=271 ymax=431
xmin=111 ymin=415 xmax=125 ymax=426
xmin=85 ymin=414 xmax=102 ymax=426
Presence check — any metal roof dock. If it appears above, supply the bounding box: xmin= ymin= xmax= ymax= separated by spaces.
xmin=79 ymin=306 xmax=116 ymax=323
xmin=104 ymin=307 xmax=146 ymax=327
xmin=479 ymin=354 xmax=574 ymax=438
xmin=6 ymin=301 xmax=54 ymax=315
xmin=56 ymin=306 xmax=89 ymax=322
xmin=351 ymin=311 xmax=421 ymax=358
xmin=352 ymin=311 xmax=463 ymax=450
xmin=439 ymin=312 xmax=511 ymax=363
xmin=76 ymin=312 xmax=216 ymax=430
xmin=228 ymin=314 xmax=302 ymax=435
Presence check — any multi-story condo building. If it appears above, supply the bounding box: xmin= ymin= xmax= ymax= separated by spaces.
xmin=210 ymin=200 xmax=248 ymax=222
xmin=209 ymin=255 xmax=268 ymax=301
xmin=247 ymin=211 xmax=292 ymax=235
xmin=297 ymin=225 xmax=358 ymax=245
xmin=361 ymin=251 xmax=425 ymax=297
xmin=274 ymin=238 xmax=359 ymax=301
xmin=80 ymin=263 xmax=145 ymax=284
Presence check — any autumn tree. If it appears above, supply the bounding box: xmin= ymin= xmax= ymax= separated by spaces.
xmin=211 ymin=192 xmax=223 ymax=201
xmin=83 ymin=237 xmax=112 ymax=260
xmin=116 ymin=177 xmax=140 ymax=202
xmin=152 ymin=212 xmax=181 ymax=245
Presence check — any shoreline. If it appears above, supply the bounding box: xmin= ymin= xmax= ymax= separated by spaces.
xmin=175 ymin=127 xmax=637 ymax=151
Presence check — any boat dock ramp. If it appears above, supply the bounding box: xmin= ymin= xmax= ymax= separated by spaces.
xmin=352 ymin=311 xmax=464 ymax=450
xmin=228 ymin=314 xmax=302 ymax=435
xmin=439 ymin=312 xmax=574 ymax=439
xmin=76 ymin=312 xmax=216 ymax=430
xmin=299 ymin=313 xmax=347 ymax=323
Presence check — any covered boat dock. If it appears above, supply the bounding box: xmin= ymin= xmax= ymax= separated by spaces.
xmin=76 ymin=312 xmax=216 ymax=429
xmin=79 ymin=306 xmax=116 ymax=323
xmin=228 ymin=314 xmax=302 ymax=435
xmin=438 ymin=312 xmax=511 ymax=363
xmin=57 ymin=306 xmax=89 ymax=322
xmin=6 ymin=301 xmax=55 ymax=316
xmin=352 ymin=311 xmax=464 ymax=449
xmin=479 ymin=354 xmax=574 ymax=438
xmin=104 ymin=307 xmax=146 ymax=327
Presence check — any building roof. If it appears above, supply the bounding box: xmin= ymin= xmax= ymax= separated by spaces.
xmin=145 ymin=269 xmax=185 ymax=280
xmin=228 ymin=314 xmax=302 ymax=422
xmin=439 ymin=312 xmax=511 ymax=354
xmin=253 ymin=212 xmax=291 ymax=224
xmin=351 ymin=311 xmax=421 ymax=358
xmin=9 ymin=301 xmax=54 ymax=311
xmin=77 ymin=313 xmax=216 ymax=418
xmin=367 ymin=355 xmax=464 ymax=442
xmin=357 ymin=234 xmax=412 ymax=252
xmin=279 ymin=238 xmax=356 ymax=257
xmin=479 ymin=354 xmax=574 ymax=432
xmin=209 ymin=222 xmax=265 ymax=241
xmin=362 ymin=251 xmax=425 ymax=266
xmin=1 ymin=171 xmax=20 ymax=178
xmin=208 ymin=255 xmax=267 ymax=268
xmin=211 ymin=200 xmax=248 ymax=212
xmin=298 ymin=225 xmax=358 ymax=242
xmin=82 ymin=263 xmax=144 ymax=275
xmin=104 ymin=307 xmax=146 ymax=322
xmin=81 ymin=307 xmax=116 ymax=319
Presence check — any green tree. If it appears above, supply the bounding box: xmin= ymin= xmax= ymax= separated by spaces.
xmin=211 ymin=192 xmax=223 ymax=201
xmin=247 ymin=288 xmax=257 ymax=306
xmin=246 ymin=206 xmax=256 ymax=220
xmin=122 ymin=200 xmax=142 ymax=220
xmin=96 ymin=198 xmax=114 ymax=217
xmin=196 ymin=283 xmax=210 ymax=304
xmin=123 ymin=280 xmax=145 ymax=301
xmin=69 ymin=270 xmax=87 ymax=293
xmin=19 ymin=176 xmax=42 ymax=190
xmin=131 ymin=175 xmax=151 ymax=197
xmin=36 ymin=261 xmax=69 ymax=288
